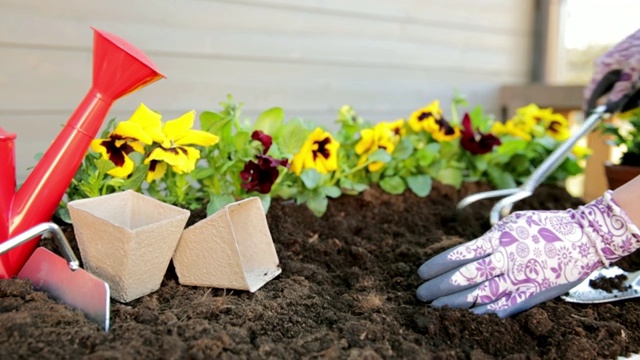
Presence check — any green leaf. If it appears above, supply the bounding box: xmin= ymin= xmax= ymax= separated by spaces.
xmin=416 ymin=143 xmax=440 ymax=167
xmin=439 ymin=140 xmax=460 ymax=159
xmin=254 ymin=107 xmax=284 ymax=135
xmin=368 ymin=148 xmax=392 ymax=163
xmin=55 ymin=206 xmax=72 ymax=224
xmin=487 ymin=166 xmax=517 ymax=189
xmin=207 ymin=193 xmax=236 ymax=216
xmin=393 ymin=138 xmax=414 ymax=160
xmin=233 ymin=130 xmax=252 ymax=150
xmin=437 ymin=168 xmax=463 ymax=188
xmin=95 ymin=158 xmax=115 ymax=174
xmin=379 ymin=176 xmax=406 ymax=195
xmin=272 ymin=183 xmax=298 ymax=199
xmin=277 ymin=118 xmax=309 ymax=155
xmin=472 ymin=156 xmax=488 ymax=172
xmin=323 ymin=185 xmax=342 ymax=198
xmin=339 ymin=178 xmax=369 ymax=195
xmin=200 ymin=111 xmax=223 ymax=132
xmin=123 ymin=164 xmax=149 ymax=191
xmin=189 ymin=167 xmax=216 ymax=180
xmin=497 ymin=138 xmax=528 ymax=156
xmin=306 ymin=192 xmax=328 ymax=217
xmin=300 ymin=169 xmax=322 ymax=189
xmin=509 ymin=154 xmax=530 ymax=173
xmin=105 ymin=178 xmax=126 ymax=188
xmin=407 ymin=175 xmax=432 ymax=197
xmin=533 ymin=136 xmax=556 ymax=150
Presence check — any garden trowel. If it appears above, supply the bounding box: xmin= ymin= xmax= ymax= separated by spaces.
xmin=0 ymin=222 xmax=110 ymax=330
xmin=562 ymin=266 xmax=640 ymax=304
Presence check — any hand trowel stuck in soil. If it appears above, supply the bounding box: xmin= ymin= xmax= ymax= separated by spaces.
xmin=0 ymin=222 xmax=110 ymax=330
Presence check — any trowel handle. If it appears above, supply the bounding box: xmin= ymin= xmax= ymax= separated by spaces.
xmin=521 ymin=105 xmax=610 ymax=193
xmin=0 ymin=223 xmax=79 ymax=271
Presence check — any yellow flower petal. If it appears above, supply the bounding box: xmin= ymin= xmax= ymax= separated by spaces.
xmin=368 ymin=161 xmax=384 ymax=172
xmin=175 ymin=129 xmax=220 ymax=147
xmin=146 ymin=147 xmax=181 ymax=167
xmin=172 ymin=147 xmax=201 ymax=174
xmin=129 ymin=103 xmax=165 ymax=144
xmin=129 ymin=141 xmax=146 ymax=154
xmin=146 ymin=161 xmax=167 ymax=182
xmin=107 ymin=154 xmax=135 ymax=178
xmin=90 ymin=139 xmax=109 ymax=157
xmin=572 ymin=145 xmax=592 ymax=158
xmin=163 ymin=111 xmax=196 ymax=146
xmin=112 ymin=121 xmax=153 ymax=144
xmin=355 ymin=129 xmax=375 ymax=155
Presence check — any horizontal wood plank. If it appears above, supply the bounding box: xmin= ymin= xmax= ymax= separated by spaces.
xmin=0 ymin=0 xmax=530 ymax=75
xmin=0 ymin=47 xmax=517 ymax=114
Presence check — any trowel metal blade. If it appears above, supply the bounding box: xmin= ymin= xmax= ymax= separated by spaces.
xmin=562 ymin=266 xmax=640 ymax=304
xmin=18 ymin=247 xmax=110 ymax=331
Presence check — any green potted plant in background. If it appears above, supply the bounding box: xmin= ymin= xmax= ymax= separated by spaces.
xmin=600 ymin=107 xmax=640 ymax=189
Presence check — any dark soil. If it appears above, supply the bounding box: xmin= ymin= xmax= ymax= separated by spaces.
xmin=2 ymin=182 xmax=640 ymax=359
xmin=589 ymin=274 xmax=631 ymax=293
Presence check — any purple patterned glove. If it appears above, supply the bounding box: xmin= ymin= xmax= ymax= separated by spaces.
xmin=584 ymin=28 xmax=640 ymax=113
xmin=417 ymin=191 xmax=640 ymax=317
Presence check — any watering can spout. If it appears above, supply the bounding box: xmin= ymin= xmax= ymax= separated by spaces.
xmin=1 ymin=28 xmax=165 ymax=279
xmin=90 ymin=27 xmax=163 ymax=101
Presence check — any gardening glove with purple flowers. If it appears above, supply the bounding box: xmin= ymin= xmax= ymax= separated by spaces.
xmin=585 ymin=28 xmax=640 ymax=113
xmin=416 ymin=191 xmax=640 ymax=317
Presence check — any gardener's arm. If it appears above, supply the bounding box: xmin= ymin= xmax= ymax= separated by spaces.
xmin=613 ymin=175 xmax=640 ymax=225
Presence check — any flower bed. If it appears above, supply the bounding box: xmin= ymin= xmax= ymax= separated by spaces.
xmin=57 ymin=96 xmax=589 ymax=221
xmin=1 ymin=183 xmax=639 ymax=359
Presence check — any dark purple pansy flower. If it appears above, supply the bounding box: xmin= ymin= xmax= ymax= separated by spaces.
xmin=460 ymin=113 xmax=501 ymax=155
xmin=252 ymin=130 xmax=273 ymax=153
xmin=240 ymin=154 xmax=289 ymax=194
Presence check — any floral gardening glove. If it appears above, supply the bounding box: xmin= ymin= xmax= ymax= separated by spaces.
xmin=585 ymin=28 xmax=640 ymax=113
xmin=416 ymin=191 xmax=640 ymax=317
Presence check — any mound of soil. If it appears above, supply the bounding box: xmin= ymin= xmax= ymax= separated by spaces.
xmin=1 ymin=182 xmax=640 ymax=359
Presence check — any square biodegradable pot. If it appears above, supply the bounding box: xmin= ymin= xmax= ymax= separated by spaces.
xmin=172 ymin=197 xmax=281 ymax=292
xmin=67 ymin=190 xmax=190 ymax=303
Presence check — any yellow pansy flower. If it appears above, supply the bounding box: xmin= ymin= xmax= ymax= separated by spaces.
xmin=408 ymin=101 xmax=443 ymax=133
xmin=355 ymin=123 xmax=396 ymax=172
xmin=425 ymin=116 xmax=461 ymax=142
xmin=90 ymin=119 xmax=154 ymax=178
xmin=290 ymin=128 xmax=340 ymax=175
xmin=383 ymin=119 xmax=406 ymax=143
xmin=572 ymin=145 xmax=592 ymax=159
xmin=542 ymin=113 xmax=570 ymax=141
xmin=491 ymin=114 xmax=538 ymax=141
xmin=144 ymin=110 xmax=220 ymax=182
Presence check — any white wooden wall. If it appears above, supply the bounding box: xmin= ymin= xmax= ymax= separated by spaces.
xmin=0 ymin=0 xmax=534 ymax=182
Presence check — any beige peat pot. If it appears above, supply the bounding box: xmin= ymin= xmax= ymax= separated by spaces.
xmin=68 ymin=190 xmax=190 ymax=303
xmin=172 ymin=197 xmax=281 ymax=292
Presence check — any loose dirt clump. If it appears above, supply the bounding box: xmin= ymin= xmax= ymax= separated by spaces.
xmin=1 ymin=182 xmax=640 ymax=359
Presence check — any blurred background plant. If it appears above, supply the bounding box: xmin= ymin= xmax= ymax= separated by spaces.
xmin=600 ymin=107 xmax=640 ymax=166
xmin=57 ymin=94 xmax=590 ymax=220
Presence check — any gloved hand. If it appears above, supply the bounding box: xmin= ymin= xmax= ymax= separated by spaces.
xmin=416 ymin=191 xmax=640 ymax=317
xmin=584 ymin=28 xmax=640 ymax=113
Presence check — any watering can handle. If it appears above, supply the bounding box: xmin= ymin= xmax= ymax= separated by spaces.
xmin=0 ymin=223 xmax=79 ymax=271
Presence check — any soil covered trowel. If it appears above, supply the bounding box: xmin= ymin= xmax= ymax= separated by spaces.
xmin=562 ymin=266 xmax=640 ymax=304
xmin=0 ymin=222 xmax=110 ymax=330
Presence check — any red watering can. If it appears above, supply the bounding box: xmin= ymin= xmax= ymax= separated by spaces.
xmin=0 ymin=27 xmax=165 ymax=279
